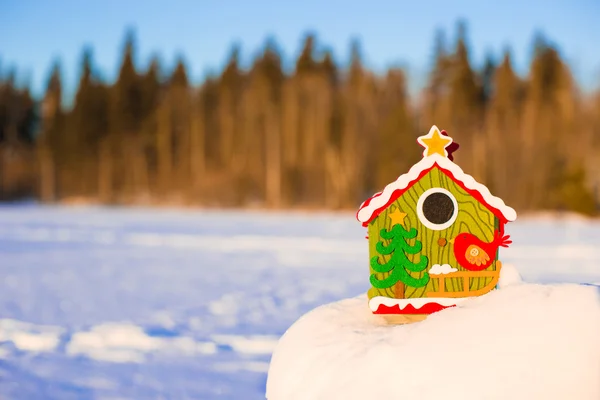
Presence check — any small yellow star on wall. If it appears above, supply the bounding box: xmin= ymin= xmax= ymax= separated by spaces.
xmin=417 ymin=126 xmax=453 ymax=158
xmin=388 ymin=208 xmax=407 ymax=228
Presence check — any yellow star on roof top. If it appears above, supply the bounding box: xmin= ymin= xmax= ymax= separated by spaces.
xmin=417 ymin=126 xmax=453 ymax=158
xmin=388 ymin=208 xmax=407 ymax=228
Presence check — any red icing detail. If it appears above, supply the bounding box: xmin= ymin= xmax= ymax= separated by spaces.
xmin=355 ymin=191 xmax=384 ymax=221
xmin=359 ymin=166 xmax=434 ymax=227
xmin=373 ymin=302 xmax=454 ymax=315
xmin=439 ymin=166 xmax=508 ymax=224
xmin=358 ymin=164 xmax=509 ymax=227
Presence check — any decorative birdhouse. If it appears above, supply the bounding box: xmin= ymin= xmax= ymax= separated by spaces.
xmin=356 ymin=125 xmax=517 ymax=318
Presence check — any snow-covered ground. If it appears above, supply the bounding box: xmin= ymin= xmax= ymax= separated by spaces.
xmin=267 ymin=283 xmax=600 ymax=400
xmin=0 ymin=203 xmax=599 ymax=399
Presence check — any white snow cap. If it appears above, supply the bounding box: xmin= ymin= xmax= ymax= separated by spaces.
xmin=357 ymin=129 xmax=517 ymax=224
xmin=428 ymin=264 xmax=458 ymax=275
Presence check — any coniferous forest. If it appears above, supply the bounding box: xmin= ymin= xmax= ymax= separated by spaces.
xmin=1 ymin=22 xmax=600 ymax=214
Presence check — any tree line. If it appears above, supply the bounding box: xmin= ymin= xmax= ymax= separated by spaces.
xmin=1 ymin=22 xmax=600 ymax=215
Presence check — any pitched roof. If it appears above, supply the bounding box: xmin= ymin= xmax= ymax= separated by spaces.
xmin=356 ymin=153 xmax=517 ymax=226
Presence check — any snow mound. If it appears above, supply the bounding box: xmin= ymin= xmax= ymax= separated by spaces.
xmin=498 ymin=263 xmax=522 ymax=288
xmin=266 ymin=284 xmax=600 ymax=400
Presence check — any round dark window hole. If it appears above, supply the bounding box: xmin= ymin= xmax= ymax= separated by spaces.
xmin=422 ymin=192 xmax=455 ymax=225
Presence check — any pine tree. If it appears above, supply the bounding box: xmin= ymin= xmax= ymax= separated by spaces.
xmin=188 ymin=78 xmax=207 ymax=199
xmin=295 ymin=33 xmax=317 ymax=75
xmin=450 ymin=21 xmax=481 ymax=125
xmin=256 ymin=39 xmax=284 ymax=207
xmin=480 ymin=52 xmax=496 ymax=105
xmin=39 ymin=60 xmax=64 ymax=201
xmin=140 ymin=56 xmax=162 ymax=127
xmin=522 ymin=34 xmax=579 ymax=210
xmin=200 ymin=76 xmax=219 ymax=170
xmin=370 ymin=223 xmax=430 ymax=299
xmin=58 ymin=49 xmax=90 ymax=197
xmin=375 ymin=69 xmax=417 ymax=191
xmin=67 ymin=48 xmax=109 ymax=198
xmin=112 ymin=30 xmax=143 ymax=137
xmin=167 ymin=58 xmax=192 ymax=197
xmin=320 ymin=49 xmax=346 ymax=208
xmin=423 ymin=28 xmax=451 ymax=129
xmin=321 ymin=50 xmax=337 ymax=85
xmin=0 ymin=71 xmax=6 ymax=143
xmin=211 ymin=45 xmax=245 ymax=205
xmin=0 ymin=69 xmax=38 ymax=200
xmin=138 ymin=56 xmax=162 ymax=195
xmin=479 ymin=51 xmax=497 ymax=187
xmin=1 ymin=68 xmax=22 ymax=144
xmin=486 ymin=49 xmax=523 ymax=203
xmin=292 ymin=33 xmax=329 ymax=205
xmin=341 ymin=38 xmax=374 ymax=206
xmin=449 ymin=21 xmax=484 ymax=176
xmin=218 ymin=44 xmax=243 ymax=173
xmin=111 ymin=29 xmax=144 ymax=200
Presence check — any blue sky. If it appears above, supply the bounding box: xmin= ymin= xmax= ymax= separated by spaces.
xmin=1 ymin=0 xmax=599 ymax=101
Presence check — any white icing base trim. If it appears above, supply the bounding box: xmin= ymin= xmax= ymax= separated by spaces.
xmin=357 ymin=153 xmax=517 ymax=223
xmin=368 ymin=296 xmax=473 ymax=312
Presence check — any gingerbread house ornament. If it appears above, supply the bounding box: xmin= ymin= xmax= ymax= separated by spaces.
xmin=357 ymin=125 xmax=517 ymax=319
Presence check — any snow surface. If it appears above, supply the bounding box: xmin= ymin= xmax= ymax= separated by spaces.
xmin=267 ymin=283 xmax=600 ymax=400
xmin=0 ymin=203 xmax=599 ymax=399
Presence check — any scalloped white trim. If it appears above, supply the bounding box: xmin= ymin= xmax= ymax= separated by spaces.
xmin=368 ymin=296 xmax=472 ymax=312
xmin=357 ymin=153 xmax=517 ymax=223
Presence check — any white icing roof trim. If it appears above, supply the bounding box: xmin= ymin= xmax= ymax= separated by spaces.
xmin=357 ymin=153 xmax=517 ymax=223
xmin=368 ymin=296 xmax=472 ymax=312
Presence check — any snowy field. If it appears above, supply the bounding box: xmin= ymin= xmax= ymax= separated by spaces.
xmin=0 ymin=203 xmax=599 ymax=399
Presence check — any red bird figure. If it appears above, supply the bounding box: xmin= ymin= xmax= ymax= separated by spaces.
xmin=451 ymin=231 xmax=512 ymax=271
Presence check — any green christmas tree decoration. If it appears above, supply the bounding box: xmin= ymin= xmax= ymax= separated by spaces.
xmin=370 ymin=224 xmax=430 ymax=289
